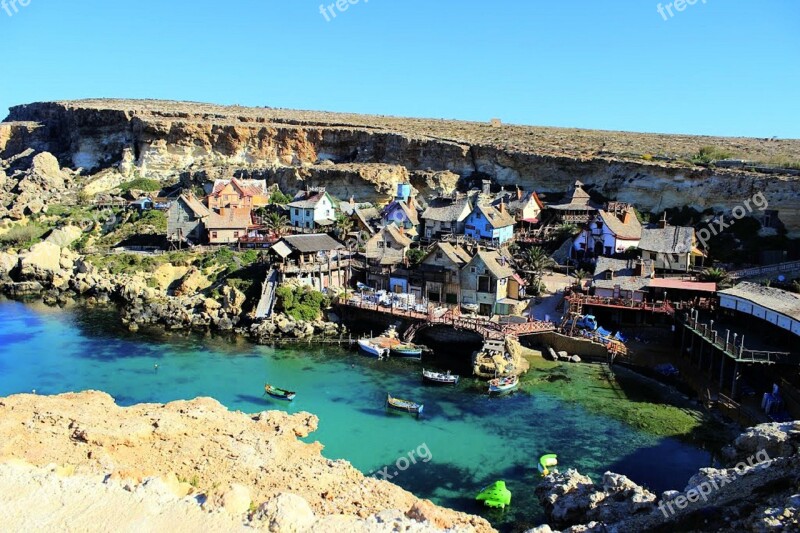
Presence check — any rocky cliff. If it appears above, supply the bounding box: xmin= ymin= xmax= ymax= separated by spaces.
xmin=0 ymin=391 xmax=491 ymax=532
xmin=3 ymin=99 xmax=800 ymax=234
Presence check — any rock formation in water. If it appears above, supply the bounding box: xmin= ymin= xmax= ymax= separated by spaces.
xmin=0 ymin=391 xmax=491 ymax=532
xmin=2 ymin=99 xmax=800 ymax=235
xmin=531 ymin=421 xmax=800 ymax=532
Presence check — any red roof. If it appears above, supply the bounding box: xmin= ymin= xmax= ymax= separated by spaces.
xmin=648 ymin=279 xmax=716 ymax=293
xmin=211 ymin=178 xmax=266 ymax=198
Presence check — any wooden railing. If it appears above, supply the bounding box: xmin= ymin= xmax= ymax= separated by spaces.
xmin=728 ymin=260 xmax=800 ymax=280
xmin=567 ymin=294 xmax=675 ymax=315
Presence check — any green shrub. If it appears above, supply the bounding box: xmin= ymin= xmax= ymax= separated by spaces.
xmin=0 ymin=224 xmax=50 ymax=248
xmin=130 ymin=210 xmax=167 ymax=232
xmin=275 ymin=285 xmax=329 ymax=321
xmin=691 ymin=146 xmax=734 ymax=165
xmin=268 ymin=189 xmax=294 ymax=205
xmin=118 ymin=178 xmax=162 ymax=194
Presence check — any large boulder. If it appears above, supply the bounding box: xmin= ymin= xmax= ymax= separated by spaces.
xmin=172 ymin=267 xmax=210 ymax=297
xmin=724 ymin=421 xmax=800 ymax=462
xmin=0 ymin=251 xmax=19 ymax=279
xmin=46 ymin=226 xmax=83 ymax=248
xmin=205 ymin=483 xmax=251 ymax=515
xmin=222 ymin=285 xmax=247 ymax=316
xmin=253 ymin=493 xmax=316 ymax=532
xmin=23 ymin=152 xmax=67 ymax=191
xmin=18 ymin=241 xmax=63 ymax=281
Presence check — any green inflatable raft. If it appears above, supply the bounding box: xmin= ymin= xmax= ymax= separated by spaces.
xmin=538 ymin=454 xmax=558 ymax=476
xmin=475 ymin=480 xmax=512 ymax=509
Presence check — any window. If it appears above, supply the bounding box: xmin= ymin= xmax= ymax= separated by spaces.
xmin=294 ymin=209 xmax=299 ymax=216
xmin=305 ymin=222 xmax=311 ymax=228
xmin=470 ymin=267 xmax=477 ymax=273
xmin=445 ymin=293 xmax=458 ymax=304
xmin=211 ymin=231 xmax=218 ymax=239
xmin=478 ymin=275 xmax=491 ymax=293
xmin=436 ymin=252 xmax=443 ymax=259
xmin=485 ymin=224 xmax=492 ymax=232
xmin=234 ymin=231 xmax=239 ymax=238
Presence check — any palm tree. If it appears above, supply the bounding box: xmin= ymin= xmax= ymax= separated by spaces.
xmin=334 ymin=214 xmax=354 ymax=239
xmin=573 ymin=269 xmax=591 ymax=289
xmin=555 ymin=223 xmax=580 ymax=241
xmin=699 ymin=267 xmax=732 ymax=289
xmin=522 ymin=246 xmax=556 ymax=293
xmin=265 ymin=212 xmax=289 ymax=237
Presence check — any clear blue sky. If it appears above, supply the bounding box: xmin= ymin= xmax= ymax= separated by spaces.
xmin=1 ymin=0 xmax=798 ymax=138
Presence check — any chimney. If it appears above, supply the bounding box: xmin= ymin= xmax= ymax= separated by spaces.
xmin=499 ymin=200 xmax=507 ymax=214
xmin=622 ymin=208 xmax=632 ymax=225
xmin=517 ymin=186 xmax=523 ymax=201
xmin=349 ymin=195 xmax=354 ymax=205
xmin=634 ymin=259 xmax=644 ymax=277
xmin=658 ymin=212 xmax=668 ymax=229
xmin=482 ymin=180 xmax=492 ymax=196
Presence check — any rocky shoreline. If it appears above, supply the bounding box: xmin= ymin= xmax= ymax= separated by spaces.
xmin=0 ymin=229 xmax=348 ymax=346
xmin=529 ymin=421 xmax=800 ymax=532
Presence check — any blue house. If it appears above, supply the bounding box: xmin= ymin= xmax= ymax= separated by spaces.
xmin=464 ymin=203 xmax=516 ymax=244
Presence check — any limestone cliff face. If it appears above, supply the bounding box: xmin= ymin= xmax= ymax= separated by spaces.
xmin=4 ymin=100 xmax=800 ymax=233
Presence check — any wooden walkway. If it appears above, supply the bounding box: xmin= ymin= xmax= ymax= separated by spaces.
xmin=728 ymin=260 xmax=800 ymax=281
xmin=337 ymin=298 xmax=555 ymax=341
xmin=254 ymin=268 xmax=278 ymax=320
xmin=679 ymin=311 xmax=795 ymax=365
xmin=566 ymin=294 xmax=675 ymax=315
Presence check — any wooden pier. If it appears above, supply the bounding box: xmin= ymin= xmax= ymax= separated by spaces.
xmin=678 ymin=309 xmax=796 ymax=397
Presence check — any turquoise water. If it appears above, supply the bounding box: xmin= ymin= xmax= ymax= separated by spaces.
xmin=0 ymin=299 xmax=711 ymax=531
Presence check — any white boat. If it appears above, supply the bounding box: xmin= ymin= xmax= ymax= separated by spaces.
xmin=488 ymin=375 xmax=519 ymax=393
xmin=462 ymin=303 xmax=480 ymax=313
xmin=422 ymin=369 xmax=460 ymax=385
xmin=358 ymin=338 xmax=389 ymax=358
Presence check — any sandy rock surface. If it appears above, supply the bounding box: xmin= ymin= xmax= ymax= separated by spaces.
xmin=0 ymin=391 xmax=492 ymax=532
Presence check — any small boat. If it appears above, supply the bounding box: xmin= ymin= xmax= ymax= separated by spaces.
xmin=422 ymin=368 xmax=460 ymax=385
xmin=488 ymin=375 xmax=519 ymax=394
xmin=358 ymin=338 xmax=390 ymax=358
xmin=264 ymin=384 xmax=296 ymax=401
xmin=462 ymin=303 xmax=480 ymax=314
xmin=386 ymin=393 xmax=424 ymax=416
xmin=538 ymin=454 xmax=558 ymax=477
xmin=476 ymin=480 xmax=512 ymax=509
xmin=391 ymin=343 xmax=423 ymax=359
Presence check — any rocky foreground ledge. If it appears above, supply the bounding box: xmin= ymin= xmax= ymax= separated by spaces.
xmin=529 ymin=422 xmax=800 ymax=533
xmin=0 ymin=391 xmax=491 ymax=532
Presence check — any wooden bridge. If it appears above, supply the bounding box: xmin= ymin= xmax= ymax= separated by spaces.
xmin=254 ymin=268 xmax=279 ymax=320
xmin=337 ymin=297 xmax=555 ymax=342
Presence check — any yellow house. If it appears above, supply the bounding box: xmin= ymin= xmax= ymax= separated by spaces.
xmin=207 ymin=178 xmax=271 ymax=211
